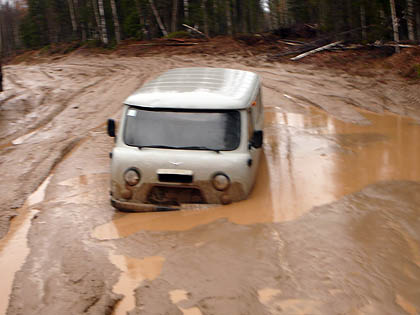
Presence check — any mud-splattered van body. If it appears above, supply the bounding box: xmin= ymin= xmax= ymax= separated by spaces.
xmin=107 ymin=67 xmax=263 ymax=211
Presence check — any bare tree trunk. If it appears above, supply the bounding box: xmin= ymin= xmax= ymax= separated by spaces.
xmin=268 ymin=0 xmax=277 ymax=30
xmin=319 ymin=0 xmax=328 ymax=30
xmin=389 ymin=0 xmax=400 ymax=53
xmin=97 ymin=0 xmax=109 ymax=44
xmin=135 ymin=0 xmax=147 ymax=37
xmin=201 ymin=0 xmax=209 ymax=35
xmin=183 ymin=0 xmax=189 ymax=19
xmin=91 ymin=0 xmax=100 ymax=39
xmin=225 ymin=0 xmax=232 ymax=35
xmin=110 ymin=0 xmax=121 ymax=43
xmin=171 ymin=0 xmax=178 ymax=32
xmin=360 ymin=4 xmax=367 ymax=40
xmin=279 ymin=0 xmax=288 ymax=25
xmin=149 ymin=0 xmax=168 ymax=36
xmin=417 ymin=10 xmax=420 ymax=41
xmin=67 ymin=0 xmax=78 ymax=33
xmin=407 ymin=0 xmax=415 ymax=41
xmin=212 ymin=0 xmax=218 ymax=34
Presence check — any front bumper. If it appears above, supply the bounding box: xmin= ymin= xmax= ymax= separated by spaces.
xmin=111 ymin=198 xmax=180 ymax=212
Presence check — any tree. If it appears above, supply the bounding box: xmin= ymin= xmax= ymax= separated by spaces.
xmin=406 ymin=0 xmax=415 ymax=41
xmin=149 ymin=0 xmax=168 ymax=36
xmin=110 ymin=0 xmax=121 ymax=43
xmin=225 ymin=0 xmax=232 ymax=35
xmin=67 ymin=0 xmax=78 ymax=35
xmin=171 ymin=0 xmax=178 ymax=32
xmin=97 ymin=0 xmax=108 ymax=44
xmin=201 ymin=0 xmax=208 ymax=35
xmin=390 ymin=0 xmax=400 ymax=52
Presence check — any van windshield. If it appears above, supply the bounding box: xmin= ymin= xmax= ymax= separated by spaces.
xmin=123 ymin=107 xmax=241 ymax=151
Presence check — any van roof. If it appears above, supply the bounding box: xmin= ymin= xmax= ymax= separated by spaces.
xmin=124 ymin=67 xmax=260 ymax=110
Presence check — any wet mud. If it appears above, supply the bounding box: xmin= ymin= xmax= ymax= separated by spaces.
xmin=118 ymin=181 xmax=420 ymax=315
xmin=1 ymin=55 xmax=420 ymax=315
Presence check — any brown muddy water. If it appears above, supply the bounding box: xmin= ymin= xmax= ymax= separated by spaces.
xmin=1 ymin=107 xmax=419 ymax=314
xmin=92 ymin=108 xmax=420 ymax=315
xmin=94 ymin=108 xmax=420 ymax=238
xmin=2 ymin=106 xmax=420 ymax=314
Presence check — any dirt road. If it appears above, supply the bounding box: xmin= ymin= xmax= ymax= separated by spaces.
xmin=1 ymin=53 xmax=420 ymax=315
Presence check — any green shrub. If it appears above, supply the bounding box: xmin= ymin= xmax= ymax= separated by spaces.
xmin=165 ymin=31 xmax=192 ymax=39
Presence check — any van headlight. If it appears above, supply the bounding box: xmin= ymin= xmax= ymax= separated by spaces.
xmin=212 ymin=173 xmax=230 ymax=191
xmin=124 ymin=168 xmax=140 ymax=186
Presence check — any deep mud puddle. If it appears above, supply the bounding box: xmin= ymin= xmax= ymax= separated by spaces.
xmin=94 ymin=108 xmax=420 ymax=239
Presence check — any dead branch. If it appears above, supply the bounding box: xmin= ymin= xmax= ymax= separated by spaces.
xmin=291 ymin=41 xmax=343 ymax=61
xmin=130 ymin=42 xmax=198 ymax=46
xmin=182 ymin=24 xmax=210 ymax=40
xmin=278 ymin=40 xmax=303 ymax=46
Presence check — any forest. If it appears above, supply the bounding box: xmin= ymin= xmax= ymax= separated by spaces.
xmin=0 ymin=0 xmax=419 ymax=56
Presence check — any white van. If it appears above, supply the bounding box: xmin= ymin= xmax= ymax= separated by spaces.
xmin=107 ymin=67 xmax=263 ymax=211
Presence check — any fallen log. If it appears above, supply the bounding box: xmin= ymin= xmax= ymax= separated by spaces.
xmin=130 ymin=42 xmax=198 ymax=46
xmin=182 ymin=24 xmax=210 ymax=40
xmin=291 ymin=41 xmax=343 ymax=61
xmin=278 ymin=40 xmax=303 ymax=46
xmin=381 ymin=43 xmax=418 ymax=48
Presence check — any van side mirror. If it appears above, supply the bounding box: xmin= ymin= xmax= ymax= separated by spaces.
xmin=107 ymin=119 xmax=116 ymax=137
xmin=250 ymin=130 xmax=263 ymax=149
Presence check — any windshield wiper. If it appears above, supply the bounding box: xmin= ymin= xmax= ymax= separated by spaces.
xmin=180 ymin=146 xmax=220 ymax=153
xmin=137 ymin=145 xmax=220 ymax=153
xmin=137 ymin=145 xmax=173 ymax=150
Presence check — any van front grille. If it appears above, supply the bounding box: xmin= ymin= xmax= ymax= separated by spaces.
xmin=147 ymin=186 xmax=205 ymax=205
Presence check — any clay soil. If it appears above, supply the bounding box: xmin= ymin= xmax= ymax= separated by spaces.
xmin=1 ymin=40 xmax=420 ymax=315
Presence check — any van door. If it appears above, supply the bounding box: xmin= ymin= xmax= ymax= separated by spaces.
xmin=247 ymin=108 xmax=260 ymax=188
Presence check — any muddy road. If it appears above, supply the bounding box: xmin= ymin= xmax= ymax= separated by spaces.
xmin=1 ymin=54 xmax=420 ymax=315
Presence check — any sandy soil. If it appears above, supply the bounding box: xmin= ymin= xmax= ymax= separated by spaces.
xmin=1 ymin=53 xmax=420 ymax=315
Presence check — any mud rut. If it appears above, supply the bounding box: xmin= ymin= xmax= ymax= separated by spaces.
xmin=0 ymin=54 xmax=420 ymax=315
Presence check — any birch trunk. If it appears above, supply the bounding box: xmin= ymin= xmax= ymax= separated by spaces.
xmin=67 ymin=0 xmax=78 ymax=33
xmin=149 ymin=0 xmax=168 ymax=36
xmin=225 ymin=0 xmax=232 ymax=35
xmin=360 ymin=4 xmax=367 ymax=40
xmin=171 ymin=0 xmax=178 ymax=32
xmin=389 ymin=0 xmax=400 ymax=53
xmin=407 ymin=0 xmax=415 ymax=41
xmin=183 ymin=0 xmax=189 ymax=19
xmin=97 ymin=0 xmax=109 ymax=44
xmin=110 ymin=0 xmax=121 ymax=43
xmin=201 ymin=0 xmax=209 ymax=36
